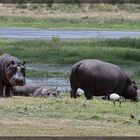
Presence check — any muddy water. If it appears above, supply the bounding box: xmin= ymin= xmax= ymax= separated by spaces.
xmin=26 ymin=64 xmax=140 ymax=93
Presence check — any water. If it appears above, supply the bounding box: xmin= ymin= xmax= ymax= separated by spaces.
xmin=26 ymin=64 xmax=71 ymax=92
xmin=26 ymin=63 xmax=140 ymax=93
xmin=0 ymin=28 xmax=140 ymax=40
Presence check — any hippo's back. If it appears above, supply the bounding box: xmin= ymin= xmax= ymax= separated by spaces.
xmin=73 ymin=59 xmax=125 ymax=79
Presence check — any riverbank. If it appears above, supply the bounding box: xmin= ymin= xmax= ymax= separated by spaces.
xmin=0 ymin=4 xmax=140 ymax=30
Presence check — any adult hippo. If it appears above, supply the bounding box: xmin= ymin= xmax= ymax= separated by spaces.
xmin=0 ymin=53 xmax=26 ymax=97
xmin=70 ymin=59 xmax=138 ymax=101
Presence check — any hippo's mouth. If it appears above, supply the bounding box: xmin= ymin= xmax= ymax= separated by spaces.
xmin=10 ymin=77 xmax=25 ymax=86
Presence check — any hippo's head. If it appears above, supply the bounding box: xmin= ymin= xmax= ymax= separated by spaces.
xmin=124 ymin=80 xmax=138 ymax=102
xmin=5 ymin=61 xmax=26 ymax=87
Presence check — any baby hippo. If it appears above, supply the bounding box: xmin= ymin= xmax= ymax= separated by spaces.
xmin=33 ymin=86 xmax=61 ymax=98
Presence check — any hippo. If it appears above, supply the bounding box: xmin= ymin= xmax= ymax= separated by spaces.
xmin=70 ymin=59 xmax=138 ymax=101
xmin=12 ymin=84 xmax=42 ymax=96
xmin=0 ymin=53 xmax=26 ymax=97
xmin=33 ymin=86 xmax=61 ymax=98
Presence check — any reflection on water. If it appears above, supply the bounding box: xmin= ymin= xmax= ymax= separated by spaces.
xmin=26 ymin=63 xmax=140 ymax=92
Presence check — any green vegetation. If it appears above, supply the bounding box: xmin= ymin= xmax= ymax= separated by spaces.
xmin=14 ymin=3 xmax=140 ymax=13
xmin=0 ymin=96 xmax=139 ymax=136
xmin=0 ymin=15 xmax=139 ymax=30
xmin=27 ymin=69 xmax=68 ymax=78
xmin=0 ymin=38 xmax=140 ymax=65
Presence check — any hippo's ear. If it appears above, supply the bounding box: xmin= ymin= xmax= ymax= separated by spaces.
xmin=23 ymin=61 xmax=25 ymax=65
xmin=132 ymin=80 xmax=136 ymax=84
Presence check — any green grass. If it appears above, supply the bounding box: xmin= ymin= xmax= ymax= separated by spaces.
xmin=27 ymin=69 xmax=68 ymax=78
xmin=0 ymin=38 xmax=140 ymax=65
xmin=0 ymin=16 xmax=139 ymax=30
xmin=0 ymin=96 xmax=140 ymax=136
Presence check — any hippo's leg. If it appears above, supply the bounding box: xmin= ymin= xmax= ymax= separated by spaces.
xmin=84 ymin=89 xmax=93 ymax=100
xmin=83 ymin=85 xmax=95 ymax=100
xmin=0 ymin=85 xmax=4 ymax=97
xmin=70 ymin=87 xmax=78 ymax=98
xmin=5 ymin=86 xmax=12 ymax=97
xmin=53 ymin=93 xmax=57 ymax=98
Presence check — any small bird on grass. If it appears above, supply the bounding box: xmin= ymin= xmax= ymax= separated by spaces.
xmin=130 ymin=114 xmax=135 ymax=119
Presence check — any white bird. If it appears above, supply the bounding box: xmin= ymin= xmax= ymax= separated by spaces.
xmin=109 ymin=93 xmax=121 ymax=107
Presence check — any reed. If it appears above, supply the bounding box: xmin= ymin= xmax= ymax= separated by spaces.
xmin=0 ymin=38 xmax=140 ymax=65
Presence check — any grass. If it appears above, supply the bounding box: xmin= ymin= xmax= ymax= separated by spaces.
xmin=0 ymin=15 xmax=139 ymax=30
xmin=0 ymin=38 xmax=140 ymax=65
xmin=27 ymin=69 xmax=68 ymax=78
xmin=0 ymin=96 xmax=139 ymax=136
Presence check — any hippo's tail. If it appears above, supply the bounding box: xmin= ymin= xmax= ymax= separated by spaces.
xmin=70 ymin=62 xmax=82 ymax=88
